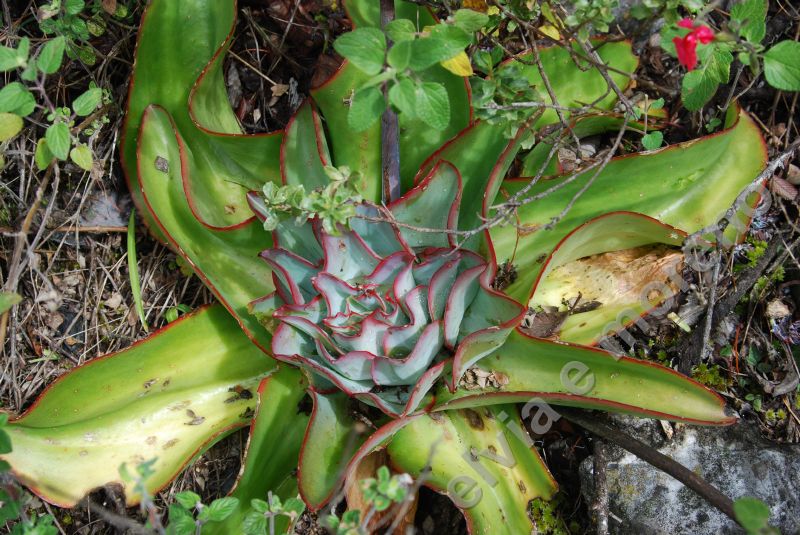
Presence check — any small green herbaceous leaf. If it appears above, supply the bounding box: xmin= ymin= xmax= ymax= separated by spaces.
xmin=242 ymin=511 xmax=267 ymax=535
xmin=430 ymin=24 xmax=472 ymax=51
xmin=385 ymin=19 xmax=416 ymax=42
xmin=20 ymin=59 xmax=38 ymax=81
xmin=70 ymin=143 xmax=93 ymax=171
xmin=641 ymin=131 xmax=664 ymax=150
xmin=387 ymin=40 xmax=412 ymax=70
xmin=35 ymin=138 xmax=55 ymax=170
xmin=174 ymin=491 xmax=201 ymax=510
xmin=454 ymin=8 xmax=489 ymax=33
xmin=347 ymin=86 xmax=384 ymax=132
xmin=65 ymin=0 xmax=86 ymax=15
xmin=0 ymin=292 xmax=22 ymax=315
xmin=250 ymin=498 xmax=269 ymax=514
xmin=680 ymin=47 xmax=732 ymax=111
xmin=681 ymin=70 xmax=718 ymax=111
xmin=333 ymin=28 xmax=386 ymax=75
xmin=409 ymin=37 xmax=461 ymax=70
xmin=72 ymin=86 xmax=102 ymax=116
xmin=0 ymin=37 xmax=29 ymax=72
xmin=167 ymin=504 xmax=196 ymax=535
xmin=388 ymin=78 xmax=416 ymax=118
xmin=415 ymin=82 xmax=450 ymax=131
xmin=45 ymin=122 xmax=70 ymax=160
xmin=764 ymin=41 xmax=800 ymax=91
xmin=730 ymin=0 xmax=767 ymax=44
xmin=649 ymin=97 xmax=665 ymax=110
xmin=283 ymin=497 xmax=306 ymax=517
xmin=0 ymin=112 xmax=23 ymax=142
xmin=733 ymin=497 xmax=771 ymax=533
xmin=0 ymin=83 xmax=35 ymax=116
xmin=202 ymin=497 xmax=239 ymax=522
xmin=37 ymin=36 xmax=66 ymax=74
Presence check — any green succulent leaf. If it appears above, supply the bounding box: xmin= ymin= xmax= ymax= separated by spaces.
xmin=121 ymin=0 xmax=283 ymax=233
xmin=1 ymin=305 xmax=274 ymax=507
xmin=205 ymin=366 xmax=310 ymax=535
xmin=136 ymin=105 xmax=275 ymax=349
xmin=434 ymin=329 xmax=735 ymax=425
xmin=388 ymin=405 xmax=557 ymax=535
xmin=494 ymin=106 xmax=767 ymax=312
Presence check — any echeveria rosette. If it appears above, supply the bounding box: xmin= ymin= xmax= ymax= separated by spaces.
xmin=248 ymin=162 xmax=525 ymax=417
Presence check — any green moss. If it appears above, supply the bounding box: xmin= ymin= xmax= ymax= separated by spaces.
xmin=691 ymin=363 xmax=730 ymax=391
xmin=530 ymin=496 xmax=570 ymax=535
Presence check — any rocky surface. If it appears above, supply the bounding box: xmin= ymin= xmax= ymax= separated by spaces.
xmin=579 ymin=416 xmax=800 ymax=534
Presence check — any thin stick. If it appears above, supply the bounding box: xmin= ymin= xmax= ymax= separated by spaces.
xmin=380 ymin=0 xmax=401 ymax=203
xmin=560 ymin=409 xmax=739 ymax=526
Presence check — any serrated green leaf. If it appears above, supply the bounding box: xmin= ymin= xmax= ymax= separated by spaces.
xmin=203 ymin=497 xmax=239 ymax=522
xmin=0 ymin=38 xmax=28 ymax=72
xmin=0 ymin=112 xmax=23 ymax=142
xmin=37 ymin=36 xmax=66 ymax=74
xmin=733 ymin=497 xmax=772 ymax=533
xmin=34 ymin=138 xmax=55 ymax=170
xmin=409 ymin=37 xmax=458 ymax=70
xmin=45 ymin=122 xmax=70 ymax=160
xmin=250 ymin=499 xmax=269 ymax=514
xmin=175 ymin=491 xmax=202 ymax=509
xmin=641 ymin=130 xmax=664 ymax=150
xmin=242 ymin=512 xmax=267 ymax=535
xmin=764 ymin=41 xmax=800 ymax=91
xmin=681 ymin=69 xmax=719 ymax=111
xmin=333 ymin=28 xmax=385 ymax=76
xmin=70 ymin=143 xmax=93 ymax=171
xmin=415 ymin=82 xmax=450 ymax=130
xmin=454 ymin=8 xmax=489 ymax=33
xmin=388 ymin=78 xmax=416 ymax=117
xmin=72 ymin=87 xmax=102 ymax=116
xmin=387 ymin=39 xmax=411 ymax=70
xmin=0 ymin=82 xmax=36 ymax=116
xmin=347 ymin=86 xmax=384 ymax=132
xmin=64 ymin=0 xmax=85 ymax=15
xmin=385 ymin=19 xmax=416 ymax=42
xmin=730 ymin=0 xmax=767 ymax=44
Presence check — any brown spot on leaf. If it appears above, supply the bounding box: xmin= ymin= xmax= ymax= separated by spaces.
xmin=154 ymin=156 xmax=169 ymax=173
xmin=162 ymin=439 xmax=179 ymax=450
xmin=463 ymin=409 xmax=484 ymax=430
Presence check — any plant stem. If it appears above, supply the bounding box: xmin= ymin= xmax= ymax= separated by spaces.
xmin=560 ymin=409 xmax=740 ymax=526
xmin=380 ymin=0 xmax=401 ymax=203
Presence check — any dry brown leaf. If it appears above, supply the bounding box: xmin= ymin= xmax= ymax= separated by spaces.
xmin=771 ymin=176 xmax=798 ymax=201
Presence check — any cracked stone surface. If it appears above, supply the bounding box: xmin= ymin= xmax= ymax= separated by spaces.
xmin=579 ymin=416 xmax=800 ymax=534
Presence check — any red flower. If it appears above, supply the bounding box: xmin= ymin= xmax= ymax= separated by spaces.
xmin=673 ymin=33 xmax=699 ymax=70
xmin=672 ymin=18 xmax=715 ymax=71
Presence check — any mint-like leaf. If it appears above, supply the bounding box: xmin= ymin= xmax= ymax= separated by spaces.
xmin=333 ymin=28 xmax=386 ymax=76
xmin=347 ymin=86 xmax=384 ymax=132
xmin=764 ymin=41 xmax=800 ymax=91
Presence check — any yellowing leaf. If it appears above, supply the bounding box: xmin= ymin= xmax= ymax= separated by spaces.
xmin=0 ymin=112 xmax=23 ymax=141
xmin=539 ymin=24 xmax=561 ymax=40
xmin=440 ymin=51 xmax=473 ymax=77
xmin=462 ymin=0 xmax=488 ymax=12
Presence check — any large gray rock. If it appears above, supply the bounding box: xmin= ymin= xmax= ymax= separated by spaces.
xmin=579 ymin=417 xmax=800 ymax=534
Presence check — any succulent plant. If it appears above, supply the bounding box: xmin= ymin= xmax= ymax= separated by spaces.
xmin=2 ymin=0 xmax=769 ymax=533
xmin=250 ymin=162 xmax=526 ymax=417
